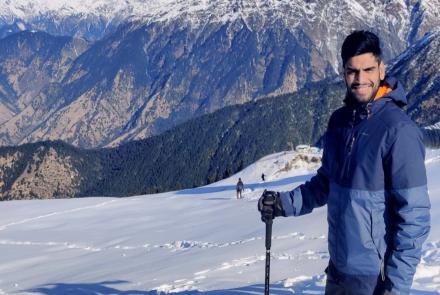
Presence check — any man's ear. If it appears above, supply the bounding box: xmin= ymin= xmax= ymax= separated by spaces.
xmin=379 ymin=61 xmax=385 ymax=80
xmin=340 ymin=64 xmax=347 ymax=81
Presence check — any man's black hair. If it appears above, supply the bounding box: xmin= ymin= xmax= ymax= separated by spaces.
xmin=341 ymin=30 xmax=382 ymax=67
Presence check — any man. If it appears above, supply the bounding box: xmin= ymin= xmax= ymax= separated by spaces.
xmin=258 ymin=30 xmax=431 ymax=294
xmin=236 ymin=178 xmax=244 ymax=199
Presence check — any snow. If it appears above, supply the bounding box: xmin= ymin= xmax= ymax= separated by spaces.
xmin=0 ymin=0 xmax=312 ymax=26
xmin=0 ymin=149 xmax=439 ymax=294
xmin=1 ymin=0 xmax=435 ymax=29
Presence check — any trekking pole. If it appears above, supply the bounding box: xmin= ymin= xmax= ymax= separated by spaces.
xmin=262 ymin=193 xmax=275 ymax=295
xmin=265 ymin=215 xmax=273 ymax=295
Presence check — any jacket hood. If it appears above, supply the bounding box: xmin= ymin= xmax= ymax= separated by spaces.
xmin=344 ymin=76 xmax=407 ymax=108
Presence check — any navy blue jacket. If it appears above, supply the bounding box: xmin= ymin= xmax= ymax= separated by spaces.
xmin=280 ymin=77 xmax=431 ymax=294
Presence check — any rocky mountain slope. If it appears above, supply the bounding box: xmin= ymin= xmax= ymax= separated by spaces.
xmin=0 ymin=79 xmax=343 ymax=200
xmin=0 ymin=31 xmax=89 ymax=126
xmin=0 ymin=0 xmax=439 ymax=148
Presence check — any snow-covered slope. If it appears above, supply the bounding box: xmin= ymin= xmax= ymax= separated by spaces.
xmin=0 ymin=149 xmax=439 ymax=294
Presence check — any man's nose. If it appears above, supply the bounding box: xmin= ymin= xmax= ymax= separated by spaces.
xmin=355 ymin=70 xmax=367 ymax=83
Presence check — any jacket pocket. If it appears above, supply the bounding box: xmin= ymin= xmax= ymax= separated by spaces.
xmin=370 ymin=209 xmax=385 ymax=281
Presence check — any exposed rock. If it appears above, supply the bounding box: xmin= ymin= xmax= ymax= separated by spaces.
xmin=0 ymin=146 xmax=82 ymax=200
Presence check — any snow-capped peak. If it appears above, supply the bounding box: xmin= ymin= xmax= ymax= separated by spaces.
xmin=0 ymin=0 xmax=144 ymax=20
xmin=0 ymin=0 xmax=315 ymax=24
xmin=1 ymin=0 xmax=439 ymax=43
xmin=1 ymin=0 xmax=437 ymax=26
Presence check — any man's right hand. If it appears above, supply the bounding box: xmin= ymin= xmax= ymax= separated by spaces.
xmin=258 ymin=190 xmax=285 ymax=223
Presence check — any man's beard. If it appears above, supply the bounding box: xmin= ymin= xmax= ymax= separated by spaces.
xmin=345 ymin=81 xmax=380 ymax=104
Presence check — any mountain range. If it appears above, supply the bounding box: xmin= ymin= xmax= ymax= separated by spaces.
xmin=1 ymin=27 xmax=440 ymax=200
xmin=0 ymin=79 xmax=344 ymax=200
xmin=0 ymin=0 xmax=440 ymax=148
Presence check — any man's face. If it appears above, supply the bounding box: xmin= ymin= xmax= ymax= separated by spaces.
xmin=344 ymin=53 xmax=385 ymax=103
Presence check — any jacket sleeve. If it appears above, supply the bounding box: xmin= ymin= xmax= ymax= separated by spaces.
xmin=384 ymin=124 xmax=431 ymax=294
xmin=279 ymin=137 xmax=330 ymax=217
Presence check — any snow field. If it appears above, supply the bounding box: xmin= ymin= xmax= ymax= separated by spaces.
xmin=0 ymin=150 xmax=438 ymax=294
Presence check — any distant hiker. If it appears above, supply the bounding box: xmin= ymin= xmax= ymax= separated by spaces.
xmin=258 ymin=30 xmax=430 ymax=294
xmin=261 ymin=173 xmax=265 ymax=181
xmin=236 ymin=178 xmax=244 ymax=199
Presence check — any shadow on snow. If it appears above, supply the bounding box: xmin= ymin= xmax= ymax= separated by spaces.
xmin=25 ymin=280 xmax=319 ymax=295
xmin=25 ymin=279 xmax=439 ymax=295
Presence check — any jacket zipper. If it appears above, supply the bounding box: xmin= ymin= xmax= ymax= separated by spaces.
xmin=344 ymin=103 xmax=372 ymax=179
xmin=348 ymin=136 xmax=355 ymax=154
xmin=348 ymin=108 xmax=356 ymax=154
xmin=342 ymin=109 xmax=356 ymax=179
